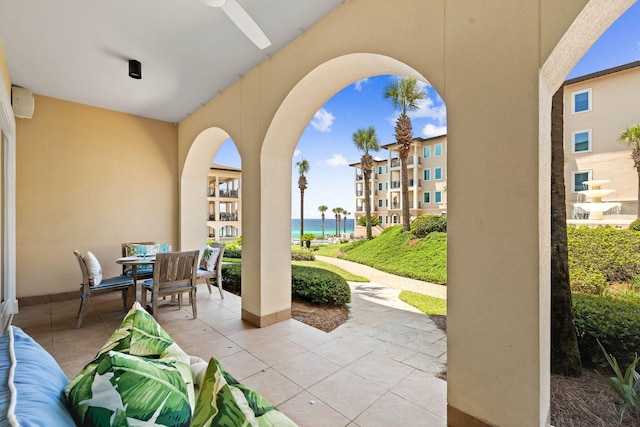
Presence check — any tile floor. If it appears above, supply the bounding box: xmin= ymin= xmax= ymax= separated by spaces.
xmin=13 ymin=282 xmax=447 ymax=426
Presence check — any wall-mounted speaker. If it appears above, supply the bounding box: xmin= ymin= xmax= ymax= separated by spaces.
xmin=11 ymin=86 xmax=34 ymax=119
xmin=129 ymin=60 xmax=142 ymax=79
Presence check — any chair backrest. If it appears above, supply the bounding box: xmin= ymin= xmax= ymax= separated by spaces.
xmin=209 ymin=242 xmax=226 ymax=272
xmin=73 ymin=249 xmax=91 ymax=292
xmin=153 ymin=250 xmax=200 ymax=291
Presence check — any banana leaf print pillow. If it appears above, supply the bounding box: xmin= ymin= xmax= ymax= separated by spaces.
xmin=191 ymin=357 xmax=298 ymax=427
xmin=66 ymin=351 xmax=192 ymax=427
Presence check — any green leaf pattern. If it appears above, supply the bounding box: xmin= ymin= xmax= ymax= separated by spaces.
xmin=191 ymin=358 xmax=297 ymax=427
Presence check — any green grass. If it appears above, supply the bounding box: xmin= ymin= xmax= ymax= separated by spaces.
xmin=292 ymin=260 xmax=368 ymax=282
xmin=222 ymin=257 xmax=241 ymax=263
xmin=339 ymin=226 xmax=447 ymax=284
xmin=399 ymin=290 xmax=447 ymax=315
xmin=312 ymin=244 xmax=344 ymax=257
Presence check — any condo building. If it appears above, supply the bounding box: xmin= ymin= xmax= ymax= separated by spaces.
xmin=351 ymin=135 xmax=447 ymax=236
xmin=206 ymin=163 xmax=242 ymax=241
xmin=563 ymin=60 xmax=640 ymax=222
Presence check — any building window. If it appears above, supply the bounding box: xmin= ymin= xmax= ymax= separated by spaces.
xmin=424 ymin=168 xmax=431 ymax=181
xmin=385 ymin=216 xmax=388 ymax=224
xmin=572 ymin=170 xmax=592 ymax=192
xmin=572 ymin=89 xmax=591 ymax=114
xmin=435 ymin=191 xmax=442 ymax=204
xmin=434 ymin=143 xmax=443 ymax=157
xmin=572 ymin=130 xmax=591 ymax=153
xmin=423 ymin=192 xmax=431 ymax=203
xmin=378 ymin=183 xmax=383 ymax=191
xmin=386 ymin=166 xmax=389 ymax=173
xmin=378 ymin=166 xmax=383 ymax=174
xmin=385 ymin=182 xmax=388 ymax=190
xmin=434 ymin=167 xmax=443 ymax=180
xmin=385 ymin=199 xmax=388 ymax=207
xmin=378 ymin=199 xmax=383 ymax=207
xmin=379 ymin=216 xmax=383 ymax=224
xmin=424 ymin=146 xmax=431 ymax=158
xmin=392 ymin=215 xmax=398 ymax=224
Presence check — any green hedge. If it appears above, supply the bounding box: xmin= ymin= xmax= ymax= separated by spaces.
xmin=220 ymin=263 xmax=350 ymax=306
xmin=291 ymin=248 xmax=315 ymax=261
xmin=573 ymin=292 xmax=640 ymax=368
xmin=224 ymin=248 xmax=242 ymax=259
xmin=568 ymin=226 xmax=640 ymax=292
xmin=291 ymin=265 xmax=351 ymax=305
xmin=410 ymin=214 xmax=447 ymax=238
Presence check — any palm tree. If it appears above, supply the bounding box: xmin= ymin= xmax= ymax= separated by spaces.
xmin=333 ymin=207 xmax=343 ymax=236
xmin=343 ymin=211 xmax=350 ymax=235
xmin=550 ymin=87 xmax=582 ymax=376
xmin=296 ymin=159 xmax=310 ymax=246
xmin=352 ymin=126 xmax=380 ymax=239
xmin=318 ymin=205 xmax=328 ymax=239
xmin=383 ymin=77 xmax=426 ymax=231
xmin=618 ymin=124 xmax=640 ymax=217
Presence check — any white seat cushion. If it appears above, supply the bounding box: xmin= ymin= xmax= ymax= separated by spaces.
xmin=84 ymin=251 xmax=103 ymax=285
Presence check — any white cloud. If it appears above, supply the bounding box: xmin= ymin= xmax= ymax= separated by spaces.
xmin=324 ymin=154 xmax=348 ymax=167
xmin=293 ymin=149 xmax=301 ymax=157
xmin=422 ymin=123 xmax=448 ymax=138
xmin=310 ymin=108 xmax=336 ymax=132
xmin=353 ymin=78 xmax=369 ymax=91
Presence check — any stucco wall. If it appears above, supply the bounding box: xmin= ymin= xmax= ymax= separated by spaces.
xmin=16 ymin=95 xmax=178 ymax=298
xmin=0 ymin=40 xmax=10 ymax=95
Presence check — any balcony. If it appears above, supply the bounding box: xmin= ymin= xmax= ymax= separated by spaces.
xmin=219 ymin=212 xmax=238 ymax=221
xmin=390 ymin=159 xmax=400 ymax=168
xmin=391 ymin=181 xmax=400 ymax=189
xmin=355 ymin=174 xmax=363 ymax=181
xmin=356 ymin=191 xmax=363 ymax=197
xmin=219 ymin=190 xmax=239 ymax=198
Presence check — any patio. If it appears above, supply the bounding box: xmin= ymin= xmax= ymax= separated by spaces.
xmin=13 ymin=282 xmax=447 ymax=426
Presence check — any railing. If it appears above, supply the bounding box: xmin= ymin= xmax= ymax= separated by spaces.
xmin=356 ymin=191 xmax=363 ymax=197
xmin=390 ymin=159 xmax=400 ymax=168
xmin=408 ymin=179 xmax=422 ymax=188
xmin=208 ymin=214 xmax=216 ymax=221
xmin=208 ymin=191 xmax=216 ymax=197
xmin=356 ymin=205 xmax=364 ymax=212
xmin=219 ymin=213 xmax=238 ymax=221
xmin=219 ymin=190 xmax=239 ymax=198
xmin=391 ymin=202 xmax=399 ymax=209
xmin=355 ymin=174 xmax=363 ymax=181
xmin=391 ymin=181 xmax=400 ymax=189
xmin=407 ymin=157 xmax=421 ymax=166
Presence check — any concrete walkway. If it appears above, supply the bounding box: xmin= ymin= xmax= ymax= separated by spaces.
xmin=316 ymin=255 xmax=447 ymax=300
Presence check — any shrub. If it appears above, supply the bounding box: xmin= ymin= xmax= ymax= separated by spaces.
xmin=410 ymin=214 xmax=447 ymax=238
xmin=224 ymin=247 xmax=242 ymax=259
xmin=573 ymin=292 xmax=640 ymax=368
xmin=291 ymin=248 xmax=315 ymax=261
xmin=568 ymin=226 xmax=640 ymax=290
xmin=570 ymin=267 xmax=608 ymax=295
xmin=596 ymin=340 xmax=640 ymax=423
xmin=221 ymin=263 xmax=241 ymax=294
xmin=630 ymin=218 xmax=640 ymax=231
xmin=220 ymin=263 xmax=350 ymax=306
xmin=357 ymin=216 xmax=380 ymax=227
xmin=291 ymin=265 xmax=351 ymax=306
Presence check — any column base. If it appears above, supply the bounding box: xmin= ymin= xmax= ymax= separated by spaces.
xmin=447 ymin=405 xmax=492 ymax=426
xmin=242 ymin=308 xmax=291 ymax=327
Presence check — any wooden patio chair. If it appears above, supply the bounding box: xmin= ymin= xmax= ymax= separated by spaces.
xmin=73 ymin=249 xmax=134 ymax=328
xmin=141 ymin=250 xmax=200 ymax=320
xmin=196 ymin=242 xmax=226 ymax=298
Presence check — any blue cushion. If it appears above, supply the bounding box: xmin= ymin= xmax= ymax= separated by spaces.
xmin=93 ymin=275 xmax=133 ymax=290
xmin=0 ymin=326 xmax=76 ymax=426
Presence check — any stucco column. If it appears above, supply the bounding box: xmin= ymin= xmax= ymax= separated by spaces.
xmin=445 ymin=2 xmax=549 ymax=425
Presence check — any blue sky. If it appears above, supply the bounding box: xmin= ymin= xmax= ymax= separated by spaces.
xmin=214 ymin=2 xmax=640 ymax=219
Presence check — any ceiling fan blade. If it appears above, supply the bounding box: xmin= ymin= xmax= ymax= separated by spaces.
xmin=204 ymin=0 xmax=271 ymax=49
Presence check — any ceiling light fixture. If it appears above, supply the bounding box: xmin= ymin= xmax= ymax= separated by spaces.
xmin=202 ymin=0 xmax=271 ymax=49
xmin=129 ymin=60 xmax=142 ymax=79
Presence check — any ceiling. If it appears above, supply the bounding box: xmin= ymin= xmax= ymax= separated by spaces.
xmin=0 ymin=0 xmax=344 ymax=123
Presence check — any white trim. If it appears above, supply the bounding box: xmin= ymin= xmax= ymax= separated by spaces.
xmin=571 ymin=88 xmax=592 ymax=114
xmin=571 ymin=129 xmax=592 ymax=153
xmin=434 ymin=167 xmax=443 ymax=180
xmin=434 ymin=143 xmax=443 ymax=157
xmin=571 ymin=169 xmax=593 ymax=193
xmin=0 ymin=70 xmax=18 ymax=332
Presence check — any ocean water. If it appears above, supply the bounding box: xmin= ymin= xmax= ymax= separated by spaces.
xmin=291 ymin=218 xmax=354 ymax=239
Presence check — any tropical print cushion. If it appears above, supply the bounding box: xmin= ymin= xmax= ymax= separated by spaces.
xmin=66 ymin=351 xmax=193 ymax=427
xmin=65 ymin=302 xmax=196 ymax=426
xmin=124 ymin=243 xmax=163 ymax=274
xmin=191 ymin=357 xmax=298 ymax=427
xmin=199 ymin=246 xmax=220 ymax=272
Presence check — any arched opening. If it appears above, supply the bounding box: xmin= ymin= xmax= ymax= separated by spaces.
xmin=180 ymin=127 xmax=238 ymax=251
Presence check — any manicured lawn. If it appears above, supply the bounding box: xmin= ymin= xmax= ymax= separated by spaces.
xmin=311 ymin=244 xmax=343 ymax=257
xmin=399 ymin=290 xmax=447 ymax=315
xmin=292 ymin=260 xmax=368 ymax=282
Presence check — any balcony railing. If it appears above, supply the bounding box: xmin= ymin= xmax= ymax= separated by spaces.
xmin=208 ymin=214 xmax=216 ymax=221
xmin=390 ymin=159 xmax=400 ymax=168
xmin=219 ymin=213 xmax=238 ymax=221
xmin=356 ymin=191 xmax=363 ymax=197
xmin=408 ymin=179 xmax=422 ymax=188
xmin=356 ymin=205 xmax=364 ymax=212
xmin=407 ymin=157 xmax=421 ymax=166
xmin=391 ymin=181 xmax=400 ymax=189
xmin=355 ymin=174 xmax=363 ymax=181
xmin=219 ymin=190 xmax=239 ymax=198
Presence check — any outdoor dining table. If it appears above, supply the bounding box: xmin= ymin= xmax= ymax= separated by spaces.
xmin=115 ymin=255 xmax=156 ymax=301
